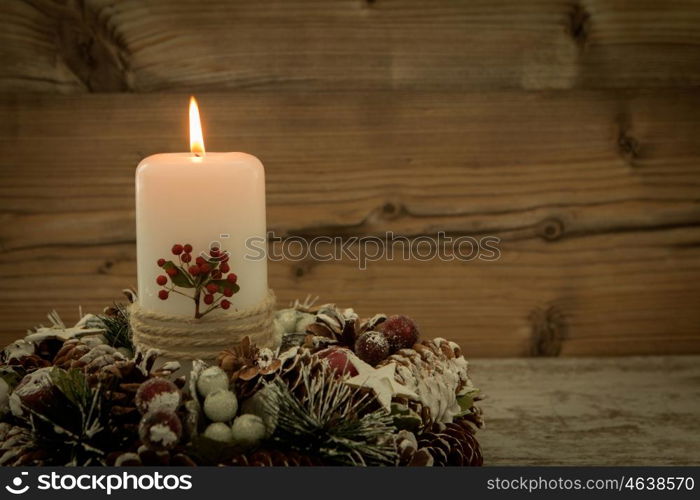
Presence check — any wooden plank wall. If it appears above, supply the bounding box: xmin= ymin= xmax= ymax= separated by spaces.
xmin=1 ymin=0 xmax=699 ymax=356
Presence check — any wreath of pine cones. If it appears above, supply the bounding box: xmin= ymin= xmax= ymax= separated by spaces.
xmin=0 ymin=295 xmax=483 ymax=466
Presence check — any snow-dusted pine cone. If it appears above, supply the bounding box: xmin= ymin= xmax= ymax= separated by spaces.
xmin=217 ymin=337 xmax=281 ymax=399
xmin=6 ymin=354 xmax=51 ymax=373
xmin=53 ymin=339 xmax=91 ymax=368
xmin=54 ymin=340 xmax=127 ymax=373
xmin=275 ymin=347 xmax=334 ymax=402
xmin=379 ymin=338 xmax=474 ymax=426
xmin=304 ymin=304 xmax=386 ymax=349
xmin=1 ymin=338 xmax=56 ymax=374
xmin=394 ymin=429 xmax=433 ymax=466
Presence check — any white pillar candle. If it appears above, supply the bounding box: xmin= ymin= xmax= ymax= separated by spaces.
xmin=135 ymin=98 xmax=267 ymax=318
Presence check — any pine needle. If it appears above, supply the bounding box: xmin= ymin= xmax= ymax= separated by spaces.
xmin=98 ymin=303 xmax=133 ymax=350
xmin=264 ymin=363 xmax=397 ymax=466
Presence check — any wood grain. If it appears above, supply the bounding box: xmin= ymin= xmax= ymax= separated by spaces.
xmin=2 ymin=0 xmax=700 ymax=92
xmin=0 ymin=91 xmax=699 ymax=355
xmin=476 ymin=356 xmax=700 ymax=465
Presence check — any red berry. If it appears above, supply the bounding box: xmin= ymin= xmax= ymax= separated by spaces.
xmin=203 ymin=294 xmax=214 ymax=305
xmin=354 ymin=331 xmax=390 ymax=365
xmin=220 ymin=300 xmax=231 ymax=310
xmin=158 ymin=290 xmax=169 ymax=300
xmin=157 ymin=258 xmax=166 ymax=267
xmin=199 ymin=263 xmax=211 ymax=274
xmin=206 ymin=283 xmax=219 ymax=294
xmin=183 ymin=244 xmax=193 ymax=253
xmin=220 ymin=254 xmax=229 ymax=263
xmin=378 ymin=315 xmax=420 ymax=352
xmin=196 ymin=256 xmax=206 ymax=266
xmin=223 ymin=287 xmax=234 ymax=297
xmin=220 ymin=262 xmax=230 ymax=273
xmin=210 ymin=247 xmax=220 ymax=257
xmin=156 ymin=275 xmax=168 ymax=286
xmin=212 ymin=270 xmax=222 ymax=279
xmin=181 ymin=253 xmax=192 ymax=263
xmin=172 ymin=244 xmax=184 ymax=255
xmin=227 ymin=273 xmax=237 ymax=284
xmin=189 ymin=265 xmax=200 ymax=276
xmin=166 ymin=267 xmax=178 ymax=277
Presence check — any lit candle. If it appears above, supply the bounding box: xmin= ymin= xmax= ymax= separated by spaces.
xmin=136 ymin=97 xmax=268 ymax=318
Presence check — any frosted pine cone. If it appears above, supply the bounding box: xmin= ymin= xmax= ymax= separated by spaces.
xmin=53 ymin=339 xmax=92 ymax=368
xmin=275 ymin=347 xmax=331 ymax=401
xmin=54 ymin=339 xmax=127 ymax=375
xmin=7 ymin=354 xmax=51 ymax=373
xmin=303 ymin=304 xmax=384 ymax=349
xmin=379 ymin=338 xmax=474 ymax=426
xmin=217 ymin=337 xmax=281 ymax=399
xmin=2 ymin=339 xmax=51 ymax=374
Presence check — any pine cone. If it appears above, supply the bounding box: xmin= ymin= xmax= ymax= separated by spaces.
xmin=217 ymin=337 xmax=281 ymax=399
xmin=7 ymin=354 xmax=51 ymax=373
xmin=379 ymin=337 xmax=473 ymax=426
xmin=303 ymin=305 xmax=384 ymax=349
xmin=54 ymin=340 xmax=127 ymax=373
xmin=226 ymin=449 xmax=323 ymax=466
xmin=105 ymin=360 xmax=184 ymax=430
xmin=275 ymin=347 xmax=332 ymax=401
xmin=416 ymin=417 xmax=483 ymax=466
xmin=33 ymin=338 xmax=65 ymax=363
xmin=0 ymin=423 xmax=33 ymax=466
xmin=53 ymin=339 xmax=91 ymax=368
xmin=100 ymin=365 xmax=147 ymax=435
xmin=2 ymin=338 xmax=51 ymax=374
xmin=394 ymin=430 xmax=434 ymax=466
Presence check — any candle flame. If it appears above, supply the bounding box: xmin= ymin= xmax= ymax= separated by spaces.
xmin=189 ymin=96 xmax=205 ymax=156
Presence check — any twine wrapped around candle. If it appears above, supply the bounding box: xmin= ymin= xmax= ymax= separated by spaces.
xmin=130 ymin=289 xmax=276 ymax=361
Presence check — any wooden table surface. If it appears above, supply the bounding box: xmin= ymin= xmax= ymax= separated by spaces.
xmin=472 ymin=356 xmax=700 ymax=465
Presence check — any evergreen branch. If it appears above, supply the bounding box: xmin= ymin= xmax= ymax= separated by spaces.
xmin=98 ymin=303 xmax=133 ymax=350
xmin=264 ymin=364 xmax=397 ymax=466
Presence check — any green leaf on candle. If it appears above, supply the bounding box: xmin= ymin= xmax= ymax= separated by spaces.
xmin=163 ymin=261 xmax=195 ymax=288
xmin=210 ymin=280 xmax=240 ymax=294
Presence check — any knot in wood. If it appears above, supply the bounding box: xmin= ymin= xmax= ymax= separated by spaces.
xmin=538 ymin=218 xmax=565 ymax=241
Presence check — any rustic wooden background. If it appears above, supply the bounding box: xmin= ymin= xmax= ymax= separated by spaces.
xmin=1 ymin=0 xmax=700 ymax=357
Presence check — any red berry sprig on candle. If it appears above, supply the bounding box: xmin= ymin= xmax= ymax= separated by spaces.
xmin=155 ymin=243 xmax=241 ymax=319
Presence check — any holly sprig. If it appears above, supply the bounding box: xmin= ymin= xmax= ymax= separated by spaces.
xmin=156 ymin=243 xmax=240 ymax=319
